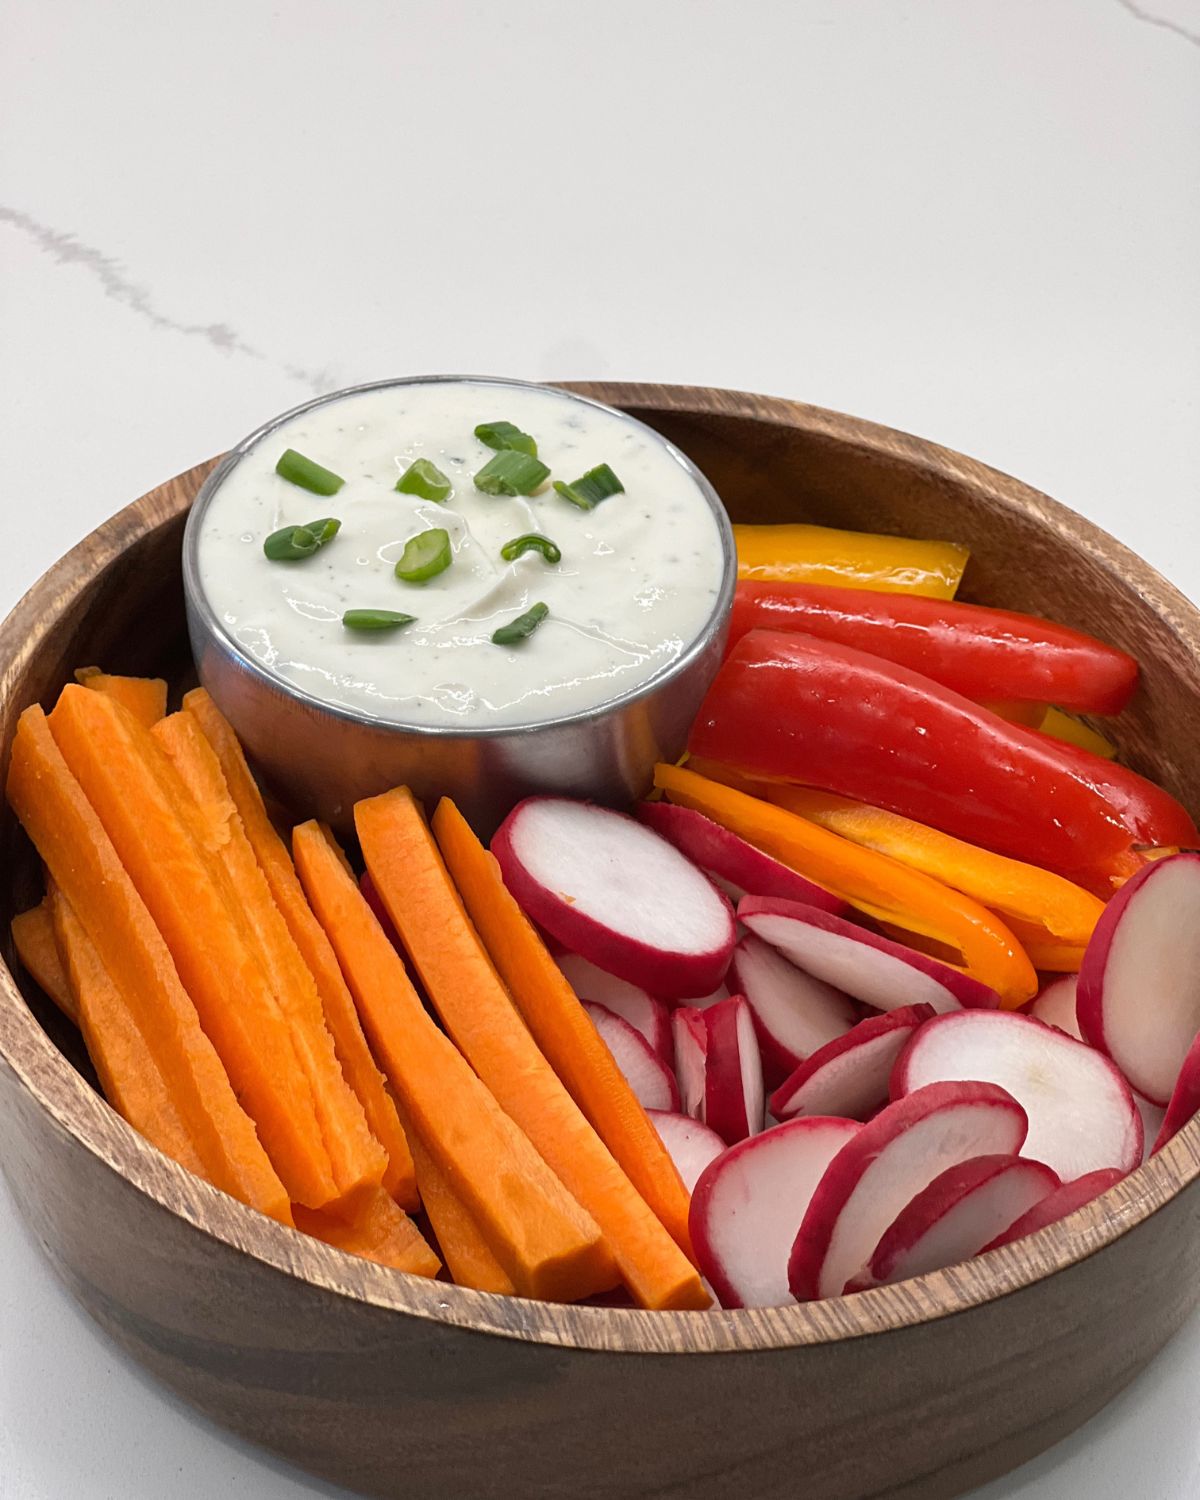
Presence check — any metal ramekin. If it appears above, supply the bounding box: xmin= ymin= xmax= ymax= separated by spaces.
xmin=182 ymin=376 xmax=736 ymax=834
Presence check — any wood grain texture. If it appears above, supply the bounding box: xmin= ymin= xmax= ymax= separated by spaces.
xmin=2 ymin=388 xmax=1200 ymax=1498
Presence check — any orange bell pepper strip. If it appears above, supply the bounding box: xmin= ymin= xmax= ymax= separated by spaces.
xmin=764 ymin=786 xmax=1104 ymax=950
xmin=654 ymin=763 xmax=1037 ymax=1008
xmin=733 ymin=523 xmax=968 ymax=599
xmin=1000 ymin=918 xmax=1087 ymax=973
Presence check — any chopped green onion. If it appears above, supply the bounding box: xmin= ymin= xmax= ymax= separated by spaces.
xmin=262 ymin=516 xmax=341 ymax=561
xmin=553 ymin=462 xmax=624 ymax=511
xmin=500 ymin=532 xmax=562 ymax=565
xmin=395 ymin=527 xmax=452 ymax=583
xmin=275 ymin=448 xmax=345 ymax=496
xmin=342 ymin=609 xmax=417 ymax=632
xmin=475 ymin=420 xmax=538 ymax=457
xmin=491 ymin=601 xmax=549 ymax=645
xmin=396 ymin=458 xmax=452 ymax=502
xmin=474 ymin=450 xmax=551 ymax=496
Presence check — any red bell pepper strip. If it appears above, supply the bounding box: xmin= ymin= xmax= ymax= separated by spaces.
xmin=727 ymin=581 xmax=1138 ymax=715
xmin=689 ymin=630 xmax=1196 ymax=883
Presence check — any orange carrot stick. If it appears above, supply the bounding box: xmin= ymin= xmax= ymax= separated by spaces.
xmin=47 ymin=685 xmax=337 ymax=1208
xmin=75 ymin=667 xmax=167 ymax=728
xmin=152 ymin=711 xmax=387 ymax=1208
xmin=430 ymin=797 xmax=699 ymax=1267
xmin=50 ymin=885 xmax=207 ymax=1178
xmin=6 ymin=706 xmax=291 ymax=1224
xmin=294 ymin=1189 xmax=440 ymax=1278
xmin=393 ymin=1095 xmax=515 ymax=1295
xmin=182 ymin=688 xmax=416 ymax=1208
xmin=359 ymin=789 xmax=705 ymax=1310
xmin=11 ymin=900 xmax=78 ymax=1025
xmin=293 ymin=819 xmax=613 ymax=1303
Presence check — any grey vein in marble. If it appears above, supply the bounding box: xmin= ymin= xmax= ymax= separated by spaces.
xmin=1115 ymin=0 xmax=1200 ymax=49
xmin=0 ymin=206 xmax=342 ymax=396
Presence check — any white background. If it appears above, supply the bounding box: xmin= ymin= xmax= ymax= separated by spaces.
xmin=2 ymin=1 xmax=1199 ymax=1495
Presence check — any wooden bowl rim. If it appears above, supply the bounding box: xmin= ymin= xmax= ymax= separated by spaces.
xmin=2 ymin=381 xmax=1198 ymax=1355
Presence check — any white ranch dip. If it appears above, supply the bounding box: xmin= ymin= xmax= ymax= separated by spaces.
xmin=195 ymin=380 xmax=728 ymax=729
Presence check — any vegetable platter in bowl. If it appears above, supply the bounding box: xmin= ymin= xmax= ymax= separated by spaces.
xmin=2 ymin=380 xmax=1200 ymax=1500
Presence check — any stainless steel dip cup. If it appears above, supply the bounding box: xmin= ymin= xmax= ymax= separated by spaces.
xmin=182 ymin=376 xmax=736 ymax=835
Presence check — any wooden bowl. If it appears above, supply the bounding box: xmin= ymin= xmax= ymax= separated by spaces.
xmin=2 ymin=384 xmax=1199 ymax=1500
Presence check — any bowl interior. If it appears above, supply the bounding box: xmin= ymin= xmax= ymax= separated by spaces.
xmin=2 ymin=383 xmax=1199 ymax=1353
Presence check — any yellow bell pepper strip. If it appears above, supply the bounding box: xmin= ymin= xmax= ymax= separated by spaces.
xmin=1038 ymin=707 xmax=1117 ymax=760
xmin=733 ymin=523 xmax=969 ymax=599
xmin=653 ymin=763 xmax=1037 ymax=1008
xmin=763 ymin=786 xmax=1105 ymax=951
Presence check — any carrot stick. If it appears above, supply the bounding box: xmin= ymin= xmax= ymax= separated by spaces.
xmin=430 ymin=796 xmax=699 ymax=1268
xmin=182 ymin=688 xmax=417 ymax=1208
xmin=6 ymin=706 xmax=291 ymax=1224
xmin=47 ymin=685 xmax=337 ymax=1208
xmin=293 ymin=819 xmax=613 ymax=1303
xmin=392 ymin=1093 xmax=515 ymax=1294
xmin=11 ymin=899 xmax=78 ymax=1025
xmin=360 ymin=788 xmax=704 ymax=1309
xmin=49 ymin=885 xmax=207 ymax=1178
xmin=294 ymin=1189 xmax=440 ymax=1278
xmin=75 ymin=667 xmax=168 ymax=728
xmin=152 ymin=711 xmax=387 ymax=1208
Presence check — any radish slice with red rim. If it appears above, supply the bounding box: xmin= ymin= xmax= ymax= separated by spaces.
xmin=771 ymin=1004 xmax=935 ymax=1122
xmin=493 ymin=797 xmax=736 ymax=1000
xmin=1077 ymin=852 xmax=1200 ymax=1105
xmin=740 ymin=897 xmax=999 ymax=1014
xmin=701 ymin=995 xmax=765 ymax=1144
xmin=980 ymin=1167 xmax=1126 ymax=1252
xmin=1151 ymin=1026 xmax=1200 ymax=1154
xmin=637 ymin=800 xmax=846 ymax=915
xmin=730 ymin=933 xmax=857 ymax=1087
xmin=690 ymin=1117 xmax=861 ymax=1308
xmin=1028 ymin=975 xmax=1080 ymax=1039
xmin=864 ymin=1154 xmax=1059 ymax=1287
xmin=892 ymin=1009 xmax=1142 ymax=1179
xmin=672 ymin=1007 xmax=708 ymax=1119
xmin=555 ymin=952 xmax=672 ymax=1063
xmin=788 ymin=1080 xmax=1029 ymax=1301
xmin=584 ymin=1002 xmax=680 ymax=1112
xmin=647 ymin=1110 xmax=726 ymax=1194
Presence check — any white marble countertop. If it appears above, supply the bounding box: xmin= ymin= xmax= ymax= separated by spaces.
xmin=2 ymin=1 xmax=1199 ymax=1495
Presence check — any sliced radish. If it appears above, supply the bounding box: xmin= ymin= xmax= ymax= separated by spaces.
xmin=583 ymin=1002 xmax=679 ymax=1112
xmin=1028 ymin=975 xmax=1081 ymax=1040
xmin=1077 ymin=851 xmax=1200 ymax=1105
xmin=554 ymin=951 xmax=672 ymax=1063
xmin=771 ymin=1005 xmax=936 ymax=1122
xmin=1137 ymin=1091 xmax=1167 ymax=1160
xmin=1151 ymin=1026 xmax=1200 ymax=1153
xmin=740 ymin=897 xmax=999 ymax=1014
xmin=647 ymin=1110 xmax=726 ymax=1194
xmin=980 ymin=1167 xmax=1126 ymax=1251
xmin=788 ymin=1080 xmax=1028 ymax=1301
xmin=690 ymin=1117 xmax=861 ymax=1308
xmin=493 ymin=797 xmax=736 ymax=1000
xmin=730 ymin=932 xmax=857 ymax=1087
xmin=701 ymin=995 xmax=765 ymax=1144
xmin=672 ymin=1007 xmax=708 ymax=1118
xmin=679 ymin=982 xmax=731 ymax=1011
xmin=893 ymin=1010 xmax=1142 ymax=1180
xmin=637 ymin=800 xmax=846 ymax=915
xmin=865 ymin=1155 xmax=1060 ymax=1287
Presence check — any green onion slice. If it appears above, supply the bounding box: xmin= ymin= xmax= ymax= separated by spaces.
xmin=342 ymin=609 xmax=417 ymax=632
xmin=396 ymin=458 xmax=452 ymax=502
xmin=552 ymin=462 xmax=624 ymax=511
xmin=275 ymin=448 xmax=345 ymax=496
xmin=262 ymin=516 xmax=341 ymax=561
xmin=474 ymin=450 xmax=551 ymax=496
xmin=491 ymin=601 xmax=550 ymax=645
xmin=500 ymin=532 xmax=561 ymax=565
xmin=474 ymin=420 xmax=538 ymax=457
xmin=395 ymin=527 xmax=452 ymax=583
